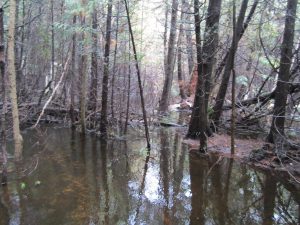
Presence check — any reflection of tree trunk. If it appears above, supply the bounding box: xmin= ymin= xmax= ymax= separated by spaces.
xmin=209 ymin=155 xmax=225 ymax=224
xmin=134 ymin=153 xmax=150 ymax=225
xmin=189 ymin=155 xmax=205 ymax=225
xmin=262 ymin=175 xmax=276 ymax=225
xmin=172 ymin=132 xmax=185 ymax=222
xmin=100 ymin=140 xmax=110 ymax=225
xmin=159 ymin=129 xmax=171 ymax=223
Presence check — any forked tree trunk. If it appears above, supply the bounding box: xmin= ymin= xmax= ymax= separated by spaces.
xmin=267 ymin=0 xmax=298 ymax=144
xmin=7 ymin=0 xmax=23 ymax=160
xmin=187 ymin=0 xmax=222 ymax=146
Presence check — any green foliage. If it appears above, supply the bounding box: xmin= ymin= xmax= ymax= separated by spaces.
xmin=236 ymin=75 xmax=248 ymax=86
xmin=20 ymin=182 xmax=26 ymax=190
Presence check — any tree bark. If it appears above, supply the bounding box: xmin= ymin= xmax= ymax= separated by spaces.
xmin=8 ymin=0 xmax=23 ymax=160
xmin=0 ymin=7 xmax=8 ymax=185
xmin=100 ymin=0 xmax=113 ymax=137
xmin=159 ymin=0 xmax=179 ymax=113
xmin=187 ymin=0 xmax=222 ymax=147
xmin=89 ymin=6 xmax=98 ymax=113
xmin=79 ymin=1 xmax=87 ymax=134
xmin=177 ymin=8 xmax=187 ymax=101
xmin=267 ymin=0 xmax=298 ymax=144
xmin=211 ymin=0 xmax=249 ymax=128
xmin=70 ymin=15 xmax=77 ymax=128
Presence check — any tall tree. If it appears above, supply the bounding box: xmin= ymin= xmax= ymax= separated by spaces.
xmin=79 ymin=0 xmax=88 ymax=134
xmin=177 ymin=4 xmax=187 ymax=101
xmin=0 ymin=7 xmax=8 ymax=184
xmin=100 ymin=0 xmax=113 ymax=137
xmin=8 ymin=0 xmax=23 ymax=160
xmin=187 ymin=0 xmax=222 ymax=149
xmin=89 ymin=5 xmax=98 ymax=113
xmin=267 ymin=0 xmax=298 ymax=144
xmin=211 ymin=0 xmax=251 ymax=127
xmin=70 ymin=15 xmax=77 ymax=128
xmin=159 ymin=0 xmax=179 ymax=113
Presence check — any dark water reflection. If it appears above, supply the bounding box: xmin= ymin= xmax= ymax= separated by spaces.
xmin=0 ymin=127 xmax=299 ymax=225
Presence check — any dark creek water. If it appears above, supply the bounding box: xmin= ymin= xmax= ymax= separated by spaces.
xmin=0 ymin=127 xmax=299 ymax=225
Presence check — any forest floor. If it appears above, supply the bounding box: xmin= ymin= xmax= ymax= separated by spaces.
xmin=183 ymin=133 xmax=300 ymax=184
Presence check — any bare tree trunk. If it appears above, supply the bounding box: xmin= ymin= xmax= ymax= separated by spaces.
xmin=159 ymin=0 xmax=179 ymax=113
xmin=89 ymin=6 xmax=98 ymax=113
xmin=267 ymin=0 xmax=298 ymax=144
xmin=183 ymin=0 xmax=194 ymax=81
xmin=177 ymin=7 xmax=186 ymax=101
xmin=187 ymin=0 xmax=222 ymax=146
xmin=231 ymin=0 xmax=237 ymax=155
xmin=8 ymin=0 xmax=23 ymax=160
xmin=124 ymin=0 xmax=151 ymax=149
xmin=124 ymin=33 xmax=131 ymax=135
xmin=110 ymin=1 xmax=120 ymax=120
xmin=100 ymin=0 xmax=113 ymax=138
xmin=79 ymin=1 xmax=87 ymax=134
xmin=70 ymin=15 xmax=77 ymax=128
xmin=0 ymin=7 xmax=8 ymax=185
xmin=211 ymin=0 xmax=250 ymax=127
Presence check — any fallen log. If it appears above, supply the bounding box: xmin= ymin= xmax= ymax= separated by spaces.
xmin=222 ymin=83 xmax=300 ymax=111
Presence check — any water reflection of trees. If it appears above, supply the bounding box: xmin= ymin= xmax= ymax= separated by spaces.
xmin=189 ymin=154 xmax=299 ymax=225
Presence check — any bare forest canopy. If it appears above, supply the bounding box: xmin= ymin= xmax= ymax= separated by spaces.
xmin=0 ymin=0 xmax=299 ymax=176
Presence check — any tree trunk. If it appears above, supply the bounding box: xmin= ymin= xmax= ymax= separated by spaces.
xmin=110 ymin=1 xmax=120 ymax=120
xmin=100 ymin=0 xmax=113 ymax=137
xmin=0 ymin=7 xmax=8 ymax=185
xmin=159 ymin=0 xmax=179 ymax=113
xmin=89 ymin=6 xmax=98 ymax=113
xmin=211 ymin=0 xmax=250 ymax=127
xmin=187 ymin=0 xmax=222 ymax=147
xmin=79 ymin=1 xmax=87 ymax=134
xmin=124 ymin=0 xmax=151 ymax=149
xmin=70 ymin=15 xmax=77 ymax=128
xmin=267 ymin=0 xmax=298 ymax=144
xmin=177 ymin=9 xmax=187 ymax=101
xmin=8 ymin=0 xmax=23 ymax=160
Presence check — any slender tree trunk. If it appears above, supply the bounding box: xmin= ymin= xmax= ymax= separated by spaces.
xmin=89 ymin=6 xmax=98 ymax=113
xmin=231 ymin=0 xmax=237 ymax=155
xmin=124 ymin=0 xmax=151 ymax=149
xmin=0 ymin=8 xmax=8 ymax=185
xmin=51 ymin=0 xmax=55 ymax=87
xmin=110 ymin=1 xmax=120 ymax=120
xmin=100 ymin=0 xmax=113 ymax=137
xmin=124 ymin=33 xmax=131 ymax=135
xmin=8 ymin=0 xmax=23 ymax=160
xmin=187 ymin=0 xmax=222 ymax=145
xmin=267 ymin=0 xmax=298 ymax=144
xmin=79 ymin=1 xmax=87 ymax=134
xmin=177 ymin=8 xmax=186 ymax=101
xmin=163 ymin=2 xmax=169 ymax=74
xmin=183 ymin=0 xmax=194 ymax=81
xmin=70 ymin=15 xmax=76 ymax=128
xmin=211 ymin=0 xmax=250 ymax=127
xmin=159 ymin=0 xmax=179 ymax=113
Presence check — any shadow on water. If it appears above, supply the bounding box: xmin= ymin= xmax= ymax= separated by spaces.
xmin=0 ymin=126 xmax=299 ymax=225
